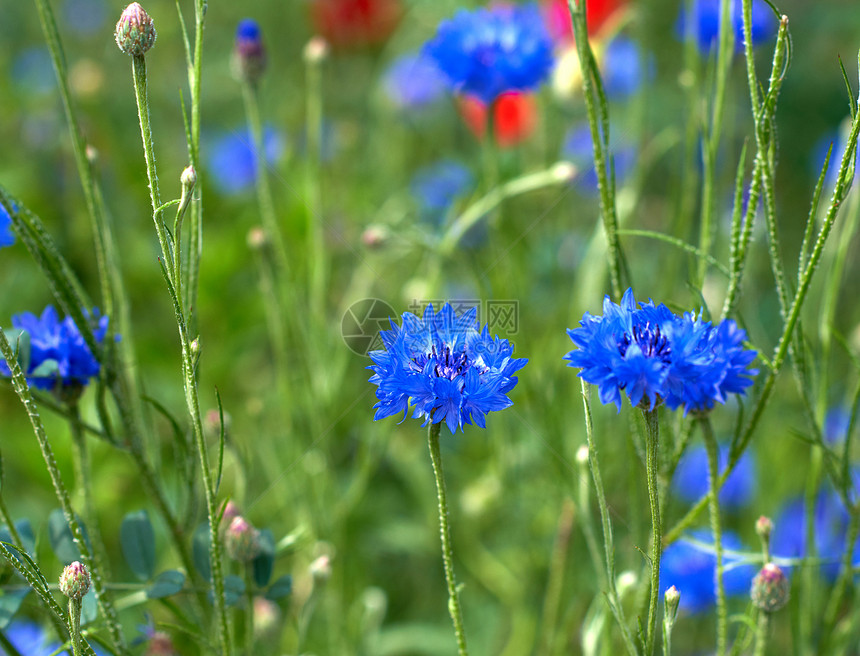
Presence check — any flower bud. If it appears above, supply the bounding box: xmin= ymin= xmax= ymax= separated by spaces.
xmin=253 ymin=597 xmax=280 ymax=638
xmin=303 ymin=36 xmax=329 ymax=64
xmin=181 ymin=165 xmax=197 ymax=189
xmin=115 ymin=3 xmax=157 ymax=56
xmin=225 ymin=516 xmax=261 ymax=562
xmin=575 ymin=445 xmax=589 ymax=466
xmin=361 ymin=225 xmax=388 ymax=249
xmin=59 ymin=561 xmax=91 ymax=600
xmin=146 ymin=631 xmax=177 ymax=656
xmin=232 ymin=19 xmax=266 ymax=83
xmin=664 ymin=585 xmax=680 ymax=624
xmin=751 ymin=563 xmax=789 ymax=612
xmin=309 ymin=554 xmax=332 ymax=582
xmin=246 ymin=227 xmax=268 ymax=250
xmin=755 ymin=515 xmax=773 ymax=541
xmin=220 ymin=500 xmax=241 ymax=531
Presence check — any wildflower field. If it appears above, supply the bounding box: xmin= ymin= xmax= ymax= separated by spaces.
xmin=2 ymin=0 xmax=860 ymax=654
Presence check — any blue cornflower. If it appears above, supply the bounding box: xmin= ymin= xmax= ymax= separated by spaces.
xmin=602 ymin=36 xmax=652 ymax=99
xmin=0 ymin=202 xmax=13 ymax=248
xmin=423 ymin=4 xmax=555 ymax=104
xmin=207 ymin=127 xmax=285 ymax=195
xmin=676 ymin=0 xmax=776 ymax=54
xmin=660 ymin=529 xmax=756 ymax=614
xmin=565 ymin=289 xmax=758 ymax=413
xmin=824 ymin=406 xmax=851 ymax=445
xmin=233 ymin=19 xmax=266 ymax=83
xmin=0 ymin=620 xmax=65 ymax=655
xmin=368 ymin=303 xmax=527 ymax=433
xmin=0 ymin=306 xmax=109 ymax=392
xmin=383 ymin=51 xmax=448 ymax=109
xmin=673 ymin=444 xmax=756 ymax=511
xmin=562 ymin=124 xmax=636 ymax=194
xmin=410 ymin=160 xmax=474 ymax=217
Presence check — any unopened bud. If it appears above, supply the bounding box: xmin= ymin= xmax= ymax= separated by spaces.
xmin=181 ymin=165 xmax=197 ymax=189
xmin=552 ymin=161 xmax=577 ymax=183
xmin=59 ymin=561 xmax=91 ymax=600
xmin=225 ymin=516 xmax=261 ymax=562
xmin=115 ymin=3 xmax=157 ymax=56
xmin=309 ymin=554 xmax=332 ymax=582
xmin=575 ymin=445 xmax=589 ymax=466
xmin=220 ymin=500 xmax=241 ymax=530
xmin=247 ymin=226 xmax=267 ymax=250
xmin=303 ymin=36 xmax=329 ymax=63
xmin=751 ymin=563 xmax=789 ymax=612
xmin=664 ymin=585 xmax=680 ymax=623
xmin=253 ymin=597 xmax=280 ymax=637
xmin=232 ymin=19 xmax=266 ymax=83
xmin=755 ymin=515 xmax=773 ymax=556
xmin=361 ymin=225 xmax=388 ymax=249
xmin=146 ymin=631 xmax=177 ymax=656
xmin=85 ymin=145 xmax=99 ymax=165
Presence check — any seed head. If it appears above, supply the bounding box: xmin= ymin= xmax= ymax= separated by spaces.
xmin=59 ymin=561 xmax=91 ymax=600
xmin=115 ymin=3 xmax=157 ymax=56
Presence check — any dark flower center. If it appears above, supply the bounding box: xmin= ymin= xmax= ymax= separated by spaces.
xmin=618 ymin=322 xmax=671 ymax=362
xmin=430 ymin=345 xmax=471 ymax=380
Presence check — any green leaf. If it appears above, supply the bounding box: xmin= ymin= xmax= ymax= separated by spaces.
xmin=265 ymin=574 xmax=292 ymax=601
xmin=0 ymin=588 xmax=29 ymax=629
xmin=192 ymin=522 xmax=211 ymax=582
xmin=1 ymin=329 xmax=29 ymax=374
xmin=147 ymin=569 xmax=186 ymax=599
xmin=81 ymin=587 xmax=97 ymax=625
xmin=48 ymin=509 xmax=89 ymax=564
xmin=120 ymin=510 xmax=156 ymax=581
xmin=252 ymin=529 xmax=275 ymax=588
xmin=222 ymin=575 xmax=245 ymax=607
xmin=0 ymin=520 xmax=35 ymax=565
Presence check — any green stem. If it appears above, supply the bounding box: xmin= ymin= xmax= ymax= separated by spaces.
xmin=700 ymin=416 xmax=727 ymax=656
xmin=69 ymin=597 xmax=83 ymax=656
xmin=427 ymin=422 xmax=469 ymax=656
xmin=305 ymin=46 xmax=326 ymax=320
xmin=0 ymin=330 xmax=125 ymax=653
xmin=536 ymin=498 xmax=575 ymax=656
xmin=643 ymin=408 xmax=662 ymax=656
xmin=245 ymin=566 xmax=255 ymax=655
xmin=753 ymin=612 xmax=769 ymax=656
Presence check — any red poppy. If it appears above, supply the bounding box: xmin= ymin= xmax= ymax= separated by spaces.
xmin=459 ymin=92 xmax=538 ymax=148
xmin=544 ymin=0 xmax=625 ymax=43
xmin=309 ymin=0 xmax=402 ymax=49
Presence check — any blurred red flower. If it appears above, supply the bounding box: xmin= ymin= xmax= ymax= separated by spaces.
xmin=459 ymin=92 xmax=538 ymax=148
xmin=310 ymin=0 xmax=401 ymax=49
xmin=544 ymin=0 xmax=625 ymax=43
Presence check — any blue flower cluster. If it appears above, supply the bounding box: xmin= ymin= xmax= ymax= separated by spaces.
xmin=0 ymin=306 xmax=108 ymax=391
xmin=368 ymin=303 xmax=527 ymax=433
xmin=660 ymin=529 xmax=756 ymax=614
xmin=676 ymin=0 xmax=776 ymax=54
xmin=1 ymin=202 xmax=14 ymax=248
xmin=423 ymin=4 xmax=554 ymax=104
xmin=672 ymin=443 xmax=756 ymax=510
xmin=564 ymin=289 xmax=758 ymax=413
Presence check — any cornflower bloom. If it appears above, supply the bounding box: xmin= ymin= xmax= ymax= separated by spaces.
xmin=368 ymin=303 xmax=527 ymax=433
xmin=676 ymin=0 xmax=776 ymax=54
xmin=423 ymin=4 xmax=554 ymax=104
xmin=410 ymin=161 xmax=474 ymax=217
xmin=207 ymin=126 xmax=285 ymax=195
xmin=672 ymin=444 xmax=756 ymax=510
xmin=0 ymin=202 xmax=13 ymax=248
xmin=564 ymin=289 xmax=758 ymax=413
xmin=0 ymin=306 xmax=109 ymax=394
xmin=382 ymin=51 xmax=448 ymax=109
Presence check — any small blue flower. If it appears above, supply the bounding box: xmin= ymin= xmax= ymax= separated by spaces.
xmin=602 ymin=36 xmax=652 ymax=99
xmin=0 ymin=306 xmax=109 ymax=391
xmin=383 ymin=52 xmax=448 ymax=109
xmin=676 ymin=0 xmax=776 ymax=54
xmin=565 ymin=289 xmax=758 ymax=413
xmin=824 ymin=406 xmax=851 ymax=445
xmin=423 ymin=4 xmax=555 ymax=104
xmin=207 ymin=127 xmax=285 ymax=195
xmin=0 ymin=620 xmax=65 ymax=655
xmin=673 ymin=444 xmax=756 ymax=510
xmin=410 ymin=160 xmax=474 ymax=216
xmin=660 ymin=529 xmax=756 ymax=614
xmin=812 ymin=128 xmax=859 ymax=190
xmin=562 ymin=124 xmax=636 ymax=194
xmin=233 ymin=18 xmax=266 ymax=82
xmin=63 ymin=0 xmax=107 ymax=36
xmin=0 ymin=203 xmax=14 ymax=248
xmin=368 ymin=303 xmax=527 ymax=434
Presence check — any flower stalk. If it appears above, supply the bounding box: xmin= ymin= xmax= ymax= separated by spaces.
xmin=700 ymin=415 xmax=727 ymax=656
xmin=643 ymin=407 xmax=662 ymax=656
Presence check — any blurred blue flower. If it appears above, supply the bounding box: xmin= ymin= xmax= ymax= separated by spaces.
xmin=12 ymin=48 xmax=55 ymax=97
xmin=410 ymin=160 xmax=474 ymax=216
xmin=207 ymin=127 xmax=285 ymax=195
xmin=660 ymin=529 xmax=756 ymax=614
xmin=63 ymin=0 xmax=107 ymax=36
xmin=673 ymin=444 xmax=756 ymax=510
xmin=562 ymin=124 xmax=636 ymax=194
xmin=0 ymin=306 xmax=109 ymax=392
xmin=602 ymin=36 xmax=652 ymax=99
xmin=383 ymin=52 xmax=448 ymax=109
xmin=824 ymin=406 xmax=851 ymax=445
xmin=812 ymin=128 xmax=859 ymax=190
xmin=368 ymin=303 xmax=527 ymax=433
xmin=0 ymin=620 xmax=65 ymax=655
xmin=565 ymin=289 xmax=758 ymax=412
xmin=0 ymin=203 xmax=13 ymax=248
xmin=423 ymin=4 xmax=554 ymax=104
xmin=771 ymin=492 xmax=855 ymax=581
xmin=233 ymin=18 xmax=266 ymax=83
xmin=676 ymin=0 xmax=776 ymax=54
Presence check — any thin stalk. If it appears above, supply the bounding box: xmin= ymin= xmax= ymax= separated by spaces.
xmin=0 ymin=330 xmax=125 ymax=653
xmin=427 ymin=422 xmax=469 ymax=656
xmin=700 ymin=416 xmax=727 ymax=656
xmin=304 ymin=44 xmax=326 ymax=320
xmin=753 ymin=612 xmax=769 ymax=656
xmin=245 ymin=567 xmax=255 ymax=655
xmin=69 ymin=597 xmax=83 ymax=656
xmin=536 ymin=498 xmax=575 ymax=656
xmin=643 ymin=408 xmax=662 ymax=656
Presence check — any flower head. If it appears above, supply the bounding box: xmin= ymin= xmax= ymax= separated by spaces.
xmin=459 ymin=92 xmax=538 ymax=148
xmin=602 ymin=36 xmax=653 ymax=99
xmin=382 ymin=52 xmax=448 ymax=109
xmin=310 ymin=0 xmax=401 ymax=49
xmin=0 ymin=202 xmax=14 ymax=248
xmin=565 ymin=289 xmax=758 ymax=413
xmin=59 ymin=561 xmax=91 ymax=600
xmin=676 ymin=0 xmax=776 ymax=54
xmin=1 ymin=306 xmax=110 ymax=395
xmin=660 ymin=529 xmax=756 ymax=614
xmin=225 ymin=516 xmax=261 ymax=562
xmin=115 ymin=3 xmax=156 ymax=56
xmin=751 ymin=563 xmax=789 ymax=612
xmin=232 ymin=19 xmax=266 ymax=83
xmin=368 ymin=303 xmax=527 ymax=433
xmin=423 ymin=4 xmax=554 ymax=104
xmin=672 ymin=443 xmax=756 ymax=510
xmin=206 ymin=126 xmax=285 ymax=195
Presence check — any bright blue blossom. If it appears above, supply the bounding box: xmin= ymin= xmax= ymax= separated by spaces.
xmin=368 ymin=303 xmax=527 ymax=433
xmin=383 ymin=52 xmax=448 ymax=109
xmin=660 ymin=529 xmax=756 ymax=614
xmin=423 ymin=4 xmax=554 ymax=104
xmin=565 ymin=289 xmax=758 ymax=413
xmin=602 ymin=37 xmax=652 ymax=99
xmin=410 ymin=160 xmax=474 ymax=216
xmin=676 ymin=0 xmax=776 ymax=54
xmin=673 ymin=444 xmax=756 ymax=510
xmin=0 ymin=620 xmax=65 ymax=655
xmin=207 ymin=127 xmax=285 ymax=195
xmin=562 ymin=124 xmax=636 ymax=194
xmin=0 ymin=203 xmax=13 ymax=248
xmin=0 ymin=306 xmax=109 ymax=391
